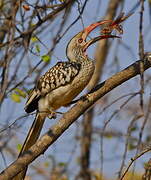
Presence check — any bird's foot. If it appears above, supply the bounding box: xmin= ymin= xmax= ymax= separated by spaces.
xmin=47 ymin=111 xmax=57 ymax=119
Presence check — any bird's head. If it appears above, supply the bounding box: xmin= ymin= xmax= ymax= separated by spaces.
xmin=66 ymin=21 xmax=120 ymax=62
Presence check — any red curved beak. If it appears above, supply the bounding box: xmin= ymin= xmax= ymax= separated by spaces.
xmin=81 ymin=12 xmax=133 ymax=51
xmin=82 ymin=21 xmax=120 ymax=51
xmin=82 ymin=20 xmax=113 ymax=41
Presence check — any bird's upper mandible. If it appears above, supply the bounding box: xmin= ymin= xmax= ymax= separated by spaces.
xmin=66 ymin=12 xmax=133 ymax=62
xmin=66 ymin=23 xmax=120 ymax=62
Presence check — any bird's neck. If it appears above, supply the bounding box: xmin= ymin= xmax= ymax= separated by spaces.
xmin=68 ymin=54 xmax=92 ymax=64
xmin=66 ymin=45 xmax=91 ymax=63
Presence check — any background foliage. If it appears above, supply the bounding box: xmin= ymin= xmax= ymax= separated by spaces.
xmin=0 ymin=0 xmax=151 ymax=179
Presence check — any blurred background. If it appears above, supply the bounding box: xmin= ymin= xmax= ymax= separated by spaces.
xmin=0 ymin=0 xmax=151 ymax=179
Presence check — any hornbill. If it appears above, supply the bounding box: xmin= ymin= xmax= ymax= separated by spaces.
xmin=14 ymin=13 xmax=130 ymax=180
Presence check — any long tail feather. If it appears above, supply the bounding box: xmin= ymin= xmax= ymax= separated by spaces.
xmin=13 ymin=112 xmax=45 ymax=180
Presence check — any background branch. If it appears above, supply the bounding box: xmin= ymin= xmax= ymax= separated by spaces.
xmin=79 ymin=1 xmax=121 ymax=179
xmin=1 ymin=53 xmax=151 ymax=180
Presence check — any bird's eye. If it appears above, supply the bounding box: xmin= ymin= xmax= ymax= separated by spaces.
xmin=78 ymin=38 xmax=83 ymax=43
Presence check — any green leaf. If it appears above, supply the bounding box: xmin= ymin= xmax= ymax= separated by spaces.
xmin=58 ymin=162 xmax=67 ymax=167
xmin=35 ymin=44 xmax=40 ymax=53
xmin=144 ymin=162 xmax=151 ymax=169
xmin=27 ymin=88 xmax=34 ymax=95
xmin=14 ymin=88 xmax=26 ymax=98
xmin=130 ymin=126 xmax=137 ymax=132
xmin=17 ymin=144 xmax=22 ymax=151
xmin=128 ymin=143 xmax=136 ymax=151
xmin=146 ymin=135 xmax=151 ymax=142
xmin=11 ymin=93 xmax=21 ymax=103
xmin=41 ymin=54 xmax=51 ymax=63
xmin=44 ymin=161 xmax=50 ymax=167
xmin=105 ymin=134 xmax=113 ymax=139
xmin=76 ymin=157 xmax=80 ymax=164
xmin=31 ymin=36 xmax=38 ymax=43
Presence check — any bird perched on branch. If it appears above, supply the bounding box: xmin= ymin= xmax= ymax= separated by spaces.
xmin=14 ymin=13 xmax=131 ymax=180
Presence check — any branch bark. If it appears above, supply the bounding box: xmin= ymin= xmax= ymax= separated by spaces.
xmin=0 ymin=53 xmax=151 ymax=180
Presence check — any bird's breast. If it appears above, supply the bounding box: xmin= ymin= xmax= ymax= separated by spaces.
xmin=38 ymin=60 xmax=94 ymax=112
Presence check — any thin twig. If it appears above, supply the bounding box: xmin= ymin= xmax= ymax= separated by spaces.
xmin=139 ymin=0 xmax=145 ymax=110
xmin=120 ymin=145 xmax=151 ymax=180
xmin=118 ymin=114 xmax=143 ymax=178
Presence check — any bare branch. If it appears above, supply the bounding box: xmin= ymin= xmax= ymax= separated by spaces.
xmin=1 ymin=53 xmax=151 ymax=180
xmin=120 ymin=145 xmax=151 ymax=180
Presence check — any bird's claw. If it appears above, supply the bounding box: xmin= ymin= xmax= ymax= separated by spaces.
xmin=47 ymin=111 xmax=57 ymax=119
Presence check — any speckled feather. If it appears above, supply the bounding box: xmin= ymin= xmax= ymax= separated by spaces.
xmin=25 ymin=61 xmax=81 ymax=113
xmin=37 ymin=61 xmax=81 ymax=94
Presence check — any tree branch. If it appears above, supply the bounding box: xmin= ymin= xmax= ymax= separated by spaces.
xmin=0 ymin=0 xmax=75 ymax=49
xmin=1 ymin=53 xmax=151 ymax=180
